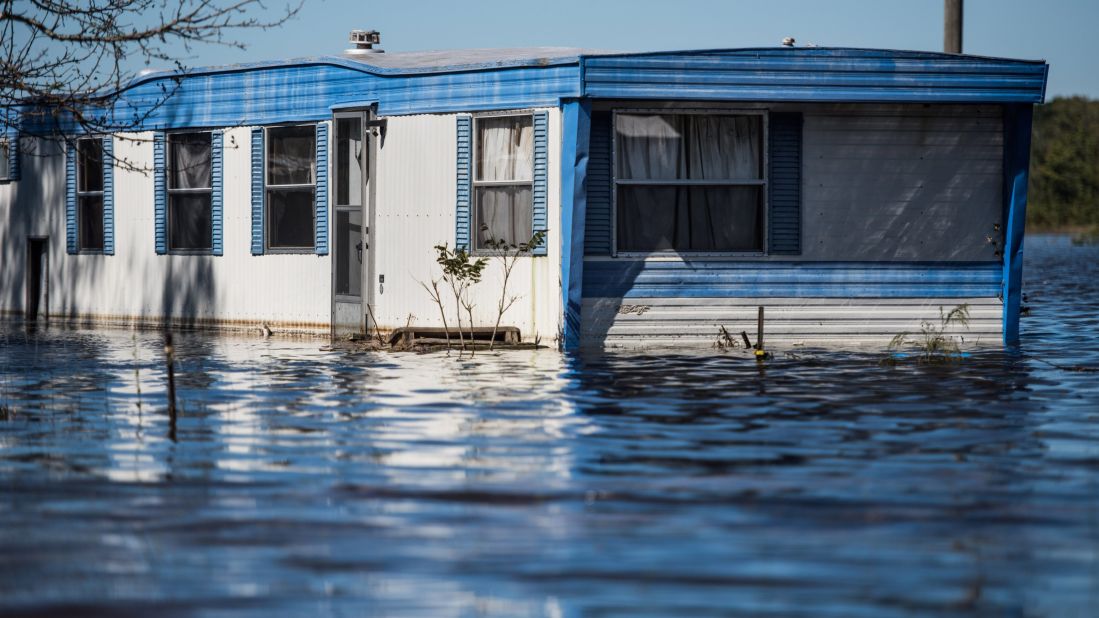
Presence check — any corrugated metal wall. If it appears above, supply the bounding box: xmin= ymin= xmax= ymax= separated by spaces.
xmin=371 ymin=111 xmax=562 ymax=343
xmin=581 ymin=297 xmax=1002 ymax=347
xmin=582 ymin=48 xmax=1047 ymax=103
xmin=0 ymin=130 xmax=332 ymax=331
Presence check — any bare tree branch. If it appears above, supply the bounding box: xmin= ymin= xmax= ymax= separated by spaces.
xmin=2 ymin=0 xmax=302 ymax=144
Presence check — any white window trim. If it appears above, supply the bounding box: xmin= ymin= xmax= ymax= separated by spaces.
xmin=166 ymin=130 xmax=214 ymax=254
xmin=471 ymin=111 xmax=535 ymax=255
xmin=611 ymin=108 xmax=769 ymax=258
xmin=264 ymin=123 xmax=317 ymax=254
xmin=76 ymin=137 xmax=105 ymax=253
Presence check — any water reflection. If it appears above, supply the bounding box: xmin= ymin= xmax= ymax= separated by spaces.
xmin=1 ymin=236 xmax=1098 ymax=616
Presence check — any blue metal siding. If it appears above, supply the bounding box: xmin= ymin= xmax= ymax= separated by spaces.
xmin=560 ymin=99 xmax=593 ymax=350
xmin=250 ymin=128 xmax=265 ymax=255
xmin=531 ymin=110 xmax=549 ymax=255
xmin=4 ymin=119 xmax=18 ymax=181
xmin=65 ymin=144 xmax=77 ymax=254
xmin=768 ymin=113 xmax=801 ymax=255
xmin=314 ymin=122 xmax=329 ymax=255
xmin=455 ymin=115 xmax=472 ymax=251
xmin=582 ymin=260 xmax=1003 ymax=299
xmin=101 ymin=137 xmax=115 ymax=255
xmin=211 ymin=131 xmax=224 ymax=256
xmin=582 ymin=50 xmax=1047 ymax=104
xmin=153 ymin=132 xmax=167 ymax=254
xmin=17 ymin=49 xmax=1045 ymax=136
xmin=1002 ymin=104 xmax=1033 ymax=345
xmin=30 ymin=64 xmax=581 ymax=134
xmin=584 ymin=111 xmax=613 ymax=256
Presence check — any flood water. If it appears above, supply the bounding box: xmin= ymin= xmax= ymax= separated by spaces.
xmin=1 ymin=235 xmax=1098 ymax=617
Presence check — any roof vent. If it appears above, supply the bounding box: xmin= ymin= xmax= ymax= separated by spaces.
xmin=345 ymin=30 xmax=383 ymax=55
xmin=781 ymin=37 xmax=796 ymax=47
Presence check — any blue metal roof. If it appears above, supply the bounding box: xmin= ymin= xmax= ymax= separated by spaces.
xmin=581 ymin=47 xmax=1048 ymax=104
xmin=20 ymin=46 xmax=1048 ymax=134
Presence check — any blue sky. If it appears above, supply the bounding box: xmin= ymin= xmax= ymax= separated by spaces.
xmin=178 ymin=0 xmax=1096 ymax=98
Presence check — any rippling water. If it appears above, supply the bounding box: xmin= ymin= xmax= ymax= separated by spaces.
xmin=1 ymin=235 xmax=1098 ymax=617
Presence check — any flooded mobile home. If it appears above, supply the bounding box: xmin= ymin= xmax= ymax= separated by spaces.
xmin=0 ymin=34 xmax=1048 ymax=348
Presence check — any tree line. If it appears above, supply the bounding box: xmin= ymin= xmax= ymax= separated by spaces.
xmin=1030 ymin=96 xmax=1099 ymax=230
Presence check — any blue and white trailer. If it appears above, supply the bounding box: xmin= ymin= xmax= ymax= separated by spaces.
xmin=0 ymin=40 xmax=1048 ymax=348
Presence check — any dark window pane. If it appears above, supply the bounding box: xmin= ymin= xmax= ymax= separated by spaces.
xmin=268 ymin=188 xmax=315 ymax=248
xmin=79 ymin=195 xmax=104 ymax=251
xmin=267 ymin=126 xmax=315 ymax=186
xmin=617 ymin=186 xmax=762 ymax=252
xmin=474 ymin=185 xmax=532 ymax=250
xmin=336 ymin=118 xmax=363 ymax=206
xmin=0 ymin=140 xmax=9 ymax=178
xmin=169 ymin=133 xmax=211 ymax=189
xmin=78 ymin=139 xmax=103 ymax=192
xmin=335 ymin=209 xmax=363 ymax=296
xmin=169 ymin=193 xmax=213 ymax=250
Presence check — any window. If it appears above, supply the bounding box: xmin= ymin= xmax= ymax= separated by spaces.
xmin=614 ymin=112 xmax=765 ymax=253
xmin=266 ymin=125 xmax=316 ymax=250
xmin=168 ymin=132 xmax=213 ymax=251
xmin=473 ymin=114 xmax=533 ymax=251
xmin=77 ymin=138 xmax=105 ymax=251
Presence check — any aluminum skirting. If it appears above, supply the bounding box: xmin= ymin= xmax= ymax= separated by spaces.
xmin=580 ymin=297 xmax=1002 ymax=348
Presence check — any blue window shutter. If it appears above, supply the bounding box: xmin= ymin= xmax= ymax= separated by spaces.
xmin=531 ymin=111 xmax=549 ymax=256
xmin=251 ymin=127 xmax=265 ymax=255
xmin=153 ymin=132 xmax=167 ymax=254
xmin=5 ymin=119 xmax=19 ymax=181
xmin=65 ymin=143 xmax=77 ymax=254
xmin=584 ymin=111 xmax=612 ymax=256
xmin=102 ymin=137 xmax=115 ymax=255
xmin=211 ymin=131 xmax=224 ymax=256
xmin=455 ymin=115 xmax=472 ymax=251
xmin=768 ymin=112 xmax=802 ymax=255
xmin=314 ymin=122 xmax=329 ymax=255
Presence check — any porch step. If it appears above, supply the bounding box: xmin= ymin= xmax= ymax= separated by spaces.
xmin=386 ymin=326 xmax=521 ymax=347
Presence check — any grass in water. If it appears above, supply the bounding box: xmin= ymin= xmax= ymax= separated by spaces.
xmin=887 ymin=304 xmax=971 ymax=364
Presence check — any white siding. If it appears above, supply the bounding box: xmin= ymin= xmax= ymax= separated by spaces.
xmin=371 ymin=111 xmax=562 ymax=344
xmin=0 ymin=128 xmax=331 ymax=331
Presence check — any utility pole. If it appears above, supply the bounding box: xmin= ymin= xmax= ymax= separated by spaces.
xmin=944 ymin=0 xmax=963 ymax=53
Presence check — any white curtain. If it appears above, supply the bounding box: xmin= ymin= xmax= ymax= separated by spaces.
xmin=477 ymin=116 xmax=533 ymax=181
xmin=169 ymin=134 xmax=211 ymax=189
xmin=474 ymin=115 xmax=534 ymax=248
xmin=615 ymin=114 xmax=762 ymax=251
xmin=476 ymin=186 xmax=533 ymax=248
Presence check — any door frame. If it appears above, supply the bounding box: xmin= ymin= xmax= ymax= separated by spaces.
xmin=26 ymin=236 xmax=49 ymax=322
xmin=330 ymin=108 xmax=377 ymax=336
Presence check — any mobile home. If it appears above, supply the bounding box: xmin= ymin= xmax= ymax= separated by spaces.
xmin=0 ymin=38 xmax=1048 ymax=348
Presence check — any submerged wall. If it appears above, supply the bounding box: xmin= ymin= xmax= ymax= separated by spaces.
xmin=0 ymin=129 xmax=331 ymax=331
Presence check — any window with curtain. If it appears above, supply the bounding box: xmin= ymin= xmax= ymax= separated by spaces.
xmin=474 ymin=114 xmax=533 ymax=251
xmin=77 ymin=137 xmax=105 ymax=251
xmin=266 ymin=125 xmax=316 ymax=250
xmin=168 ymin=132 xmax=212 ymax=251
xmin=614 ymin=112 xmax=765 ymax=253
